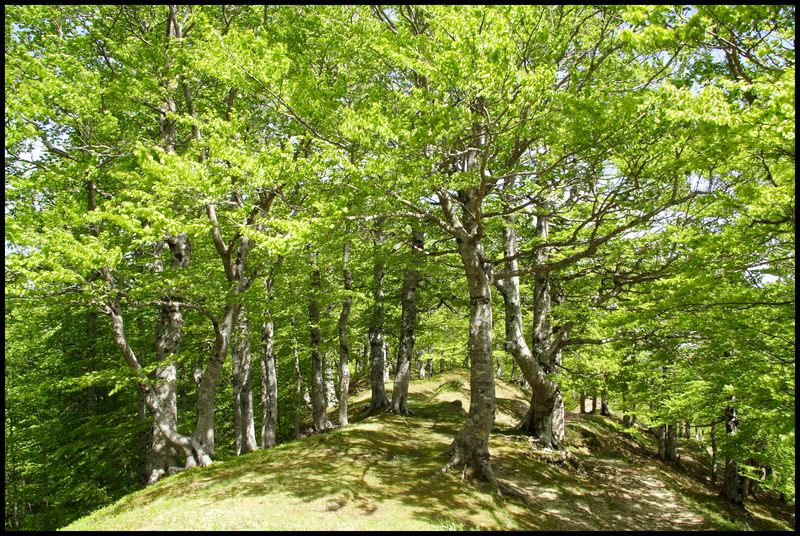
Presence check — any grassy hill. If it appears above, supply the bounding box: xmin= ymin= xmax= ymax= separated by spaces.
xmin=64 ymin=371 xmax=794 ymax=531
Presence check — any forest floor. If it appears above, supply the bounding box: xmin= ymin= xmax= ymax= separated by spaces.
xmin=63 ymin=370 xmax=794 ymax=531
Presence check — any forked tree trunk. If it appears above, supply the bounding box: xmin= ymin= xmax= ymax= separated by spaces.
xmin=194 ymin=303 xmax=239 ymax=455
xmin=391 ymin=230 xmax=422 ymax=414
xmin=495 ymin=211 xmax=564 ymax=449
xmin=338 ymin=241 xmax=352 ymax=426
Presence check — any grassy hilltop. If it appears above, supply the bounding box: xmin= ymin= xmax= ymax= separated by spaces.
xmin=65 ymin=371 xmax=794 ymax=531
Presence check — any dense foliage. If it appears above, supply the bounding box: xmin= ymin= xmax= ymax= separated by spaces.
xmin=5 ymin=5 xmax=794 ymax=530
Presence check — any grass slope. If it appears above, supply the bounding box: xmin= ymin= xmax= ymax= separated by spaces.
xmin=64 ymin=371 xmax=794 ymax=531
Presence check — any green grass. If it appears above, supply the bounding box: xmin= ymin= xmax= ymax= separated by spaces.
xmin=63 ymin=371 xmax=794 ymax=531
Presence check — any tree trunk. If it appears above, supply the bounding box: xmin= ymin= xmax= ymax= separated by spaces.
xmin=309 ymin=250 xmax=332 ymax=431
xmin=710 ymin=423 xmax=718 ymax=484
xmin=194 ymin=302 xmax=239 ymax=455
xmin=600 ymin=390 xmax=611 ymax=416
xmin=232 ymin=307 xmax=257 ymax=455
xmin=656 ymin=425 xmax=666 ymax=459
xmin=591 ymin=392 xmax=598 ymax=414
xmin=147 ymin=298 xmax=182 ymax=483
xmin=442 ymin=234 xmax=496 ymax=482
xmin=324 ymin=350 xmax=337 ymax=410
xmin=293 ymin=321 xmax=302 ymax=439
xmin=391 ymin=230 xmax=422 ymax=414
xmin=368 ymin=221 xmax=390 ymax=411
xmin=580 ymin=393 xmax=587 ymax=415
xmin=665 ymin=423 xmax=678 ymax=461
xmin=495 ymin=211 xmax=564 ymax=449
xmin=495 ymin=351 xmax=503 ymax=379
xmin=721 ymin=403 xmax=746 ymax=505
xmin=338 ymin=241 xmax=352 ymax=426
xmin=260 ymin=308 xmax=277 ymax=448
xmin=107 ymin=299 xmax=211 ymax=470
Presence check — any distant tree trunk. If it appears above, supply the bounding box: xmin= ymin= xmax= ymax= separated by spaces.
xmin=600 ymin=393 xmax=611 ymax=416
xmin=232 ymin=308 xmax=257 ymax=456
xmin=368 ymin=220 xmax=390 ymax=411
xmin=309 ymin=250 xmax=331 ymax=431
xmin=293 ymin=320 xmax=302 ymax=439
xmin=360 ymin=338 xmax=370 ymax=377
xmin=391 ymin=230 xmax=422 ymax=415
xmin=260 ymin=307 xmax=277 ymax=448
xmin=324 ymin=350 xmax=337 ymax=410
xmin=510 ymin=360 xmax=519 ymax=383
xmin=591 ymin=391 xmax=598 ymax=414
xmin=338 ymin=241 xmax=352 ymax=426
xmin=694 ymin=425 xmax=704 ymax=442
xmin=440 ymin=359 xmax=446 ymax=374
xmin=579 ymin=393 xmax=587 ymax=415
xmin=137 ymin=391 xmax=149 ymax=485
xmin=656 ymin=425 xmax=666 ymax=459
xmin=383 ymin=342 xmax=391 ymax=384
xmin=722 ymin=403 xmax=746 ymax=505
xmin=495 ymin=351 xmax=503 ymax=379
xmin=419 ymin=358 xmax=428 ymax=379
xmin=710 ymin=423 xmax=718 ymax=484
xmin=665 ymin=423 xmax=678 ymax=461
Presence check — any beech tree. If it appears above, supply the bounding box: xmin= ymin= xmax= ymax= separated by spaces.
xmin=5 ymin=4 xmax=793 ymax=529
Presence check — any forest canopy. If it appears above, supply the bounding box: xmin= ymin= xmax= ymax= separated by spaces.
xmin=4 ymin=5 xmax=794 ymax=531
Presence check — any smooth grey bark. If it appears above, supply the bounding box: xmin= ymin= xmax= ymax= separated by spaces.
xmin=495 ymin=351 xmax=503 ymax=379
xmin=105 ymin=296 xmax=212 ymax=470
xmin=338 ymin=241 xmax=352 ymax=426
xmin=442 ymin=231 xmax=496 ymax=482
xmin=368 ymin=220 xmax=390 ymax=411
xmin=260 ymin=307 xmax=277 ymax=448
xmin=710 ymin=423 xmax=718 ymax=483
xmin=441 ymin=183 xmax=497 ymax=483
xmin=147 ymin=232 xmax=192 ymax=482
xmin=194 ymin=302 xmax=239 ymax=455
xmin=293 ymin=319 xmax=302 ymax=438
xmin=309 ymin=250 xmax=332 ymax=431
xmin=494 ymin=211 xmax=564 ymax=449
xmin=324 ymin=350 xmax=337 ymax=409
xmin=515 ymin=209 xmax=566 ymax=446
xmin=232 ymin=307 xmax=257 ymax=455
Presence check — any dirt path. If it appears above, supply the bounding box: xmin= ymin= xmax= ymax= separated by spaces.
xmin=580 ymin=456 xmax=707 ymax=530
